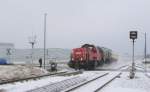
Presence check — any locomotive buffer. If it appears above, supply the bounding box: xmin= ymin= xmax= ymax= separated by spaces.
xmin=129 ymin=31 xmax=138 ymax=79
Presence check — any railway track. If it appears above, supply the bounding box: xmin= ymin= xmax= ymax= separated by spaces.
xmin=27 ymin=72 xmax=109 ymax=92
xmin=0 ymin=71 xmax=82 ymax=85
xmin=57 ymin=70 xmax=82 ymax=76
xmin=27 ymin=76 xmax=86 ymax=92
xmin=94 ymin=73 xmax=121 ymax=92
xmin=63 ymin=72 xmax=121 ymax=92
xmin=63 ymin=72 xmax=109 ymax=92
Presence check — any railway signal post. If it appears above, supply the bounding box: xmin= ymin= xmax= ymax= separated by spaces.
xmin=129 ymin=31 xmax=138 ymax=79
xmin=28 ymin=35 xmax=36 ymax=68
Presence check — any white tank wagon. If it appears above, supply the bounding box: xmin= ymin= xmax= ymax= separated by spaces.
xmin=97 ymin=47 xmax=118 ymax=63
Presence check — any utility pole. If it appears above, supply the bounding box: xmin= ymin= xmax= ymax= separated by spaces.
xmin=44 ymin=13 xmax=47 ymax=69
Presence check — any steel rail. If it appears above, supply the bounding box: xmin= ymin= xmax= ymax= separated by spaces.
xmin=0 ymin=71 xmax=70 ymax=85
xmin=57 ymin=71 xmax=82 ymax=76
xmin=94 ymin=72 xmax=122 ymax=92
xmin=64 ymin=72 xmax=109 ymax=92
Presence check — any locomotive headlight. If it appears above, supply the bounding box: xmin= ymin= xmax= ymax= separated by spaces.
xmin=72 ymin=58 xmax=74 ymax=61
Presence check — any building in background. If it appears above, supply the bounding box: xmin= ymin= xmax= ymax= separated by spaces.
xmin=0 ymin=43 xmax=70 ymax=64
xmin=0 ymin=43 xmax=15 ymax=63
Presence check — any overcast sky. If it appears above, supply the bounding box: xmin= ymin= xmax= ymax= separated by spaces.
xmin=0 ymin=0 xmax=150 ymax=55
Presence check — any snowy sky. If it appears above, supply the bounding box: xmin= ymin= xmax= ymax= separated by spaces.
xmin=0 ymin=0 xmax=150 ymax=55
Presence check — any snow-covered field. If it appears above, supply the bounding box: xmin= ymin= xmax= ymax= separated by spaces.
xmin=100 ymin=72 xmax=150 ymax=92
xmin=0 ymin=56 xmax=150 ymax=92
xmin=0 ymin=75 xmax=79 ymax=92
xmin=0 ymin=71 xmax=108 ymax=92
xmin=1 ymin=70 xmax=150 ymax=92
xmin=0 ymin=65 xmax=48 ymax=81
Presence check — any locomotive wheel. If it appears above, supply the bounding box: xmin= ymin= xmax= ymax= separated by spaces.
xmin=85 ymin=61 xmax=90 ymax=70
xmin=98 ymin=61 xmax=102 ymax=66
xmin=92 ymin=61 xmax=96 ymax=70
xmin=99 ymin=59 xmax=104 ymax=66
xmin=75 ymin=62 xmax=79 ymax=70
xmin=85 ymin=62 xmax=89 ymax=70
xmin=68 ymin=61 xmax=73 ymax=68
xmin=87 ymin=61 xmax=95 ymax=70
xmin=88 ymin=61 xmax=94 ymax=70
xmin=94 ymin=61 xmax=98 ymax=69
xmin=82 ymin=62 xmax=86 ymax=69
xmin=78 ymin=62 xmax=82 ymax=70
xmin=105 ymin=59 xmax=110 ymax=64
xmin=90 ymin=61 xmax=93 ymax=70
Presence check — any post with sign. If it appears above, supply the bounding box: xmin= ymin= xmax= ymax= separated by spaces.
xmin=129 ymin=31 xmax=138 ymax=79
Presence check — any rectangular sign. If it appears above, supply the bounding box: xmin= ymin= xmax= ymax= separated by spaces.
xmin=130 ymin=31 xmax=137 ymax=39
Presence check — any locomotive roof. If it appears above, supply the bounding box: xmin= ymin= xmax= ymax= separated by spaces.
xmin=81 ymin=44 xmax=95 ymax=48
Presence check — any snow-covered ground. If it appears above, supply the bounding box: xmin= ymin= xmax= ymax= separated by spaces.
xmin=100 ymin=72 xmax=150 ymax=92
xmin=1 ymin=56 xmax=150 ymax=92
xmin=0 ymin=75 xmax=78 ymax=92
xmin=65 ymin=72 xmax=120 ymax=92
xmin=1 ymin=69 xmax=150 ymax=92
xmin=0 ymin=71 xmax=108 ymax=92
xmin=0 ymin=65 xmax=48 ymax=81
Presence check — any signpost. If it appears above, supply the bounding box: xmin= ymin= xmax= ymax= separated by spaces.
xmin=129 ymin=31 xmax=138 ymax=79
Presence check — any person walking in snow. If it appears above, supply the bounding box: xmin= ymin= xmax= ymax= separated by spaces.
xmin=39 ymin=58 xmax=42 ymax=67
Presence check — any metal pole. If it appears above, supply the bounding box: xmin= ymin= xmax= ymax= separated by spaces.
xmin=129 ymin=31 xmax=137 ymax=79
xmin=144 ymin=32 xmax=147 ymax=73
xmin=145 ymin=32 xmax=147 ymax=63
xmin=130 ymin=39 xmax=135 ymax=79
xmin=32 ymin=43 xmax=34 ymax=67
xmin=44 ymin=13 xmax=47 ymax=69
xmin=133 ymin=39 xmax=135 ymax=68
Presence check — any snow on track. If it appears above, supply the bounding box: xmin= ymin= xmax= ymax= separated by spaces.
xmin=27 ymin=71 xmax=109 ymax=92
xmin=0 ymin=76 xmax=79 ymax=92
xmin=66 ymin=72 xmax=120 ymax=92
xmin=27 ymin=76 xmax=86 ymax=92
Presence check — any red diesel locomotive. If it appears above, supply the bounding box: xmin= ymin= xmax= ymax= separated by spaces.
xmin=68 ymin=44 xmax=115 ymax=70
